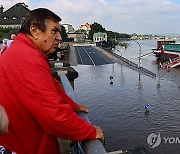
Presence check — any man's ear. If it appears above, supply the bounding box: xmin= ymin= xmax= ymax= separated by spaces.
xmin=30 ymin=25 xmax=39 ymax=40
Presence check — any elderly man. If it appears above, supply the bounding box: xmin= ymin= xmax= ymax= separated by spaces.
xmin=0 ymin=8 xmax=104 ymax=154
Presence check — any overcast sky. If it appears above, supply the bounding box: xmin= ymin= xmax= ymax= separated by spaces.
xmin=1 ymin=0 xmax=180 ymax=35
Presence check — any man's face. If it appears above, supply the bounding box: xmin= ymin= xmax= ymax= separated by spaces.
xmin=36 ymin=19 xmax=62 ymax=56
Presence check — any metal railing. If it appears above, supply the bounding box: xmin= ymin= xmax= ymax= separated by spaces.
xmin=97 ymin=46 xmax=156 ymax=78
xmin=60 ymin=75 xmax=107 ymax=154
xmin=112 ymin=52 xmax=156 ymax=78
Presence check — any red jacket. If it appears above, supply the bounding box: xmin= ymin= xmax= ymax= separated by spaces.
xmin=0 ymin=33 xmax=96 ymax=154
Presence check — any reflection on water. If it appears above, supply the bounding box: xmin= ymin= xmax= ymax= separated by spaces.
xmin=73 ymin=40 xmax=180 ymax=154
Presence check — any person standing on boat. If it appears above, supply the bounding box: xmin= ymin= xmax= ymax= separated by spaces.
xmin=0 ymin=8 xmax=104 ymax=154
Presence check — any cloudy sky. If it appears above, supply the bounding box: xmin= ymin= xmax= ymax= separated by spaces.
xmin=1 ymin=0 xmax=180 ymax=34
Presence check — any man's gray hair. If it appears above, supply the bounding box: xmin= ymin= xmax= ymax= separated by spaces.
xmin=19 ymin=8 xmax=61 ymax=35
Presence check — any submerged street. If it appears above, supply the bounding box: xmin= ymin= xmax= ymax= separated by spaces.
xmin=75 ymin=46 xmax=113 ymax=65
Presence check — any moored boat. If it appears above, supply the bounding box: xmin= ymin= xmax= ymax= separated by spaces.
xmin=152 ymin=40 xmax=180 ymax=69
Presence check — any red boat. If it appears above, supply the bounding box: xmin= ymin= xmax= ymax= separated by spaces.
xmin=152 ymin=40 xmax=180 ymax=69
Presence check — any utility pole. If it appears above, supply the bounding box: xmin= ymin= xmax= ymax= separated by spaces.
xmin=134 ymin=40 xmax=142 ymax=67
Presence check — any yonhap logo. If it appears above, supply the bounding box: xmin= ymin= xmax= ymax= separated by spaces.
xmin=147 ymin=132 xmax=161 ymax=148
xmin=147 ymin=132 xmax=180 ymax=149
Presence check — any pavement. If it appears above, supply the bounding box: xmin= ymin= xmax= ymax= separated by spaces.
xmin=69 ymin=46 xmax=78 ymax=66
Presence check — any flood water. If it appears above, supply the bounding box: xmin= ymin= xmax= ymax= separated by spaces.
xmin=73 ymin=40 xmax=180 ymax=154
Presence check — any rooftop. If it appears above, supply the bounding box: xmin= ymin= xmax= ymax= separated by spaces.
xmin=0 ymin=3 xmax=29 ymax=25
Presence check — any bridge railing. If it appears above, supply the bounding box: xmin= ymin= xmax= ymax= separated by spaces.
xmin=60 ymin=74 xmax=107 ymax=154
xmin=112 ymin=52 xmax=156 ymax=78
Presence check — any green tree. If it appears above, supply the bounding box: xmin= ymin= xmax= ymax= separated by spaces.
xmin=60 ymin=25 xmax=68 ymax=42
xmin=88 ymin=22 xmax=131 ymax=48
xmin=88 ymin=22 xmax=106 ymax=40
xmin=0 ymin=27 xmax=13 ymax=38
xmin=116 ymin=33 xmax=131 ymax=39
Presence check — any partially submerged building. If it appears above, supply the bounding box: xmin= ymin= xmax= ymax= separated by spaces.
xmin=93 ymin=32 xmax=107 ymax=45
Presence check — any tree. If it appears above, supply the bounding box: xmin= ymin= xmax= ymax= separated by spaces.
xmin=88 ymin=22 xmax=106 ymax=40
xmin=88 ymin=22 xmax=131 ymax=48
xmin=114 ymin=33 xmax=131 ymax=39
xmin=0 ymin=27 xmax=13 ymax=38
xmin=60 ymin=25 xmax=68 ymax=42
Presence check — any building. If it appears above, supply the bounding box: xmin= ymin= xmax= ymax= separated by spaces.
xmin=93 ymin=32 xmax=107 ymax=43
xmin=67 ymin=32 xmax=85 ymax=42
xmin=79 ymin=23 xmax=91 ymax=31
xmin=79 ymin=23 xmax=91 ymax=39
xmin=62 ymin=24 xmax=75 ymax=33
xmin=62 ymin=24 xmax=84 ymax=42
xmin=0 ymin=3 xmax=30 ymax=29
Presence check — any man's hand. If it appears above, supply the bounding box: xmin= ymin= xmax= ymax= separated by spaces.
xmin=75 ymin=104 xmax=89 ymax=113
xmin=94 ymin=125 xmax=105 ymax=143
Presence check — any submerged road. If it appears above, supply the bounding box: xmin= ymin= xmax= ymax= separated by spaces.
xmin=75 ymin=46 xmax=113 ymax=65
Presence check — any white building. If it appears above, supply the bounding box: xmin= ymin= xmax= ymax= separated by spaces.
xmin=93 ymin=32 xmax=107 ymax=43
xmin=62 ymin=24 xmax=74 ymax=33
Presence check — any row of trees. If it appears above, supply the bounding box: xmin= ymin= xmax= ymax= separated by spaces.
xmin=88 ymin=22 xmax=131 ymax=47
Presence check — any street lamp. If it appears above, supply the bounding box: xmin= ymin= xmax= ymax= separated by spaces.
xmin=134 ymin=40 xmax=142 ymax=67
xmin=134 ymin=40 xmax=142 ymax=83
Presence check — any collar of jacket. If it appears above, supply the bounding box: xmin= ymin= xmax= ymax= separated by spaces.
xmin=16 ymin=33 xmax=50 ymax=64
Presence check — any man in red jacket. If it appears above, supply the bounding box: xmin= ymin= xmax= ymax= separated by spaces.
xmin=0 ymin=8 xmax=104 ymax=154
